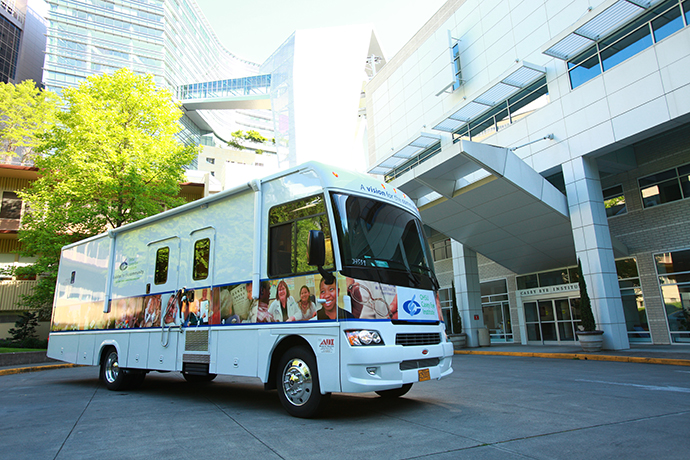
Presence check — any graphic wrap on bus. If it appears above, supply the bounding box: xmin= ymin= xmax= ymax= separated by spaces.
xmin=51 ymin=275 xmax=443 ymax=332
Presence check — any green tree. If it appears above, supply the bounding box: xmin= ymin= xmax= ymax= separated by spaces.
xmin=0 ymin=80 xmax=59 ymax=164
xmin=577 ymin=259 xmax=597 ymax=332
xmin=227 ymin=129 xmax=270 ymax=153
xmin=18 ymin=68 xmax=198 ymax=319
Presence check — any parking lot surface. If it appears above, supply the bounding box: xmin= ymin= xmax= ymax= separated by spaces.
xmin=2 ymin=354 xmax=689 ymax=460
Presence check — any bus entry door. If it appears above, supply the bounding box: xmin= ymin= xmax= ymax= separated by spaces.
xmin=146 ymin=237 xmax=181 ymax=371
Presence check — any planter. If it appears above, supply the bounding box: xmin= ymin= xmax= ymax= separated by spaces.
xmin=576 ymin=330 xmax=604 ymax=352
xmin=448 ymin=333 xmax=466 ymax=350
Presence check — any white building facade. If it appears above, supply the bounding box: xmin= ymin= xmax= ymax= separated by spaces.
xmin=366 ymin=0 xmax=690 ymax=349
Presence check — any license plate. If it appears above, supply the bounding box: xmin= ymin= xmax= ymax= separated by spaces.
xmin=418 ymin=368 xmax=430 ymax=381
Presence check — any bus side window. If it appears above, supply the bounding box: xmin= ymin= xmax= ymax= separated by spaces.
xmin=154 ymin=247 xmax=169 ymax=285
xmin=193 ymin=238 xmax=210 ymax=280
xmin=268 ymin=194 xmax=333 ymax=278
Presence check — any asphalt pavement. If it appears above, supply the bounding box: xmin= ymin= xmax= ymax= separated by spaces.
xmin=2 ymin=351 xmax=689 ymax=460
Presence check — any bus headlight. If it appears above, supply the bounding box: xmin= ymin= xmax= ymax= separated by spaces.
xmin=345 ymin=329 xmax=384 ymax=346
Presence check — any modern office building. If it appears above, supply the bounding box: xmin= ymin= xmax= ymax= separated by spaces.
xmin=42 ymin=0 xmax=274 ymax=150
xmin=366 ymin=0 xmax=690 ymax=348
xmin=1 ymin=0 xmax=47 ymax=84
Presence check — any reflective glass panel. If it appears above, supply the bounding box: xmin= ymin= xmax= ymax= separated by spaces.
xmin=542 ymin=323 xmax=557 ymax=341
xmin=525 ymin=302 xmax=538 ymax=322
xmin=568 ymin=52 xmax=601 ymax=89
xmin=678 ymin=164 xmax=690 ymax=198
xmin=622 ymin=288 xmax=650 ymax=341
xmin=539 ymin=300 xmax=555 ymax=321
xmin=558 ymin=322 xmax=576 ymax=341
xmin=600 ymin=19 xmax=653 ymax=71
xmin=661 ymin=285 xmax=690 ymax=340
xmin=651 ymin=2 xmax=683 ymax=42
xmin=555 ymin=299 xmax=572 ymax=320
xmin=655 ymin=249 xmax=690 ymax=275
xmin=641 ymin=179 xmax=682 ymax=208
xmin=517 ymin=274 xmax=538 ymax=290
xmin=527 ymin=323 xmax=541 ymax=341
xmin=539 ymin=269 xmax=569 ymax=287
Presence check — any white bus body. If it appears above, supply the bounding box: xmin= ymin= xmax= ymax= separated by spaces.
xmin=48 ymin=162 xmax=454 ymax=417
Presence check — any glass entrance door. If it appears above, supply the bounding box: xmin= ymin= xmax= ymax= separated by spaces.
xmin=524 ymin=298 xmax=580 ymax=343
xmin=482 ymin=302 xmax=513 ymax=342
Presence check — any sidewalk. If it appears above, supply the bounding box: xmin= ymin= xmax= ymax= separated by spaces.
xmin=455 ymin=343 xmax=690 ymax=366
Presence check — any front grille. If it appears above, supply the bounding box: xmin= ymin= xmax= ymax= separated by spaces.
xmin=400 ymin=357 xmax=440 ymax=371
xmin=395 ymin=333 xmax=441 ymax=346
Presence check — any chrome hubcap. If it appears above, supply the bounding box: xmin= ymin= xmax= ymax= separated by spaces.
xmin=281 ymin=358 xmax=312 ymax=406
xmin=104 ymin=352 xmax=119 ymax=384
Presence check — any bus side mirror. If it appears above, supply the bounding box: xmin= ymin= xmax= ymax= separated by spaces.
xmin=307 ymin=230 xmax=326 ymax=266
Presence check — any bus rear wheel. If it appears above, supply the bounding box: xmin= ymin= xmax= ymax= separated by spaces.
xmin=375 ymin=383 xmax=413 ymax=398
xmin=276 ymin=346 xmax=329 ymax=418
xmin=100 ymin=348 xmax=146 ymax=390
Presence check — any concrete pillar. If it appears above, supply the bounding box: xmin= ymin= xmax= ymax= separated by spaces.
xmin=451 ymin=240 xmax=485 ymax=347
xmin=563 ymin=156 xmax=630 ymax=350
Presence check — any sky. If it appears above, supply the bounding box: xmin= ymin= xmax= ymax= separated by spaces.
xmin=194 ymin=0 xmax=448 ymax=64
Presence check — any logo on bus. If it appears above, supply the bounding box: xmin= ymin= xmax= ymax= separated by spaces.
xmin=402 ymin=295 xmax=422 ymax=316
xmin=319 ymin=338 xmax=335 ymax=354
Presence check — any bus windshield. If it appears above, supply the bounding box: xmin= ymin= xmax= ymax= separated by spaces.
xmin=331 ymin=192 xmax=438 ymax=290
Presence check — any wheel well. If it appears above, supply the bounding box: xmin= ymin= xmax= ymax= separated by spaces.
xmin=98 ymin=345 xmax=116 ymax=366
xmin=265 ymin=335 xmax=312 ymax=391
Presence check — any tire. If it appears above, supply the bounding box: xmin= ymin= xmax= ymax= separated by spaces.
xmin=375 ymin=383 xmax=413 ymax=398
xmin=276 ymin=346 xmax=329 ymax=418
xmin=100 ymin=348 xmax=146 ymax=390
xmin=100 ymin=348 xmax=128 ymax=391
xmin=182 ymin=372 xmax=217 ymax=383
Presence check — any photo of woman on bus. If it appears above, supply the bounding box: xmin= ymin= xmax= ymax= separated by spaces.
xmin=290 ymin=285 xmax=318 ymax=321
xmin=269 ymin=280 xmax=298 ymax=322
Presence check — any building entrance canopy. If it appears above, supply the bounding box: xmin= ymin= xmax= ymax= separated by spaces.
xmin=390 ymin=140 xmax=577 ymax=274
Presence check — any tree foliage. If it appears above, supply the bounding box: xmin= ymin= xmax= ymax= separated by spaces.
xmin=0 ymin=80 xmax=59 ymax=164
xmin=227 ymin=129 xmax=270 ymax=153
xmin=18 ymin=69 xmax=198 ymax=319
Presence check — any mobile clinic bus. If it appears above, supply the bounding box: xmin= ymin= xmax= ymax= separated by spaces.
xmin=47 ymin=162 xmax=454 ymax=417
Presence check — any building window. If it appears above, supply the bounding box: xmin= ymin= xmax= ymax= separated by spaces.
xmin=481 ymin=279 xmax=512 ymax=343
xmin=603 ymin=185 xmax=627 ymax=217
xmin=0 ymin=192 xmax=22 ymax=219
xmin=452 ymin=42 xmax=462 ymax=90
xmin=656 ymin=249 xmax=690 ymax=343
xmin=452 ymin=77 xmax=549 ymax=143
xmin=617 ymin=258 xmax=650 ymax=342
xmin=206 ymin=157 xmax=215 ymax=164
xmin=638 ymin=163 xmax=690 ymax=208
xmin=432 ymin=239 xmax=452 ymax=261
xmin=568 ymin=0 xmax=688 ymax=89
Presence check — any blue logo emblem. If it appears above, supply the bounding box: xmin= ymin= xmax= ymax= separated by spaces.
xmin=403 ymin=295 xmax=422 ymax=316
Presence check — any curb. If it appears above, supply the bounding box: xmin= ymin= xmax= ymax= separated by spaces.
xmin=0 ymin=363 xmax=81 ymax=376
xmin=454 ymin=350 xmax=690 ymax=367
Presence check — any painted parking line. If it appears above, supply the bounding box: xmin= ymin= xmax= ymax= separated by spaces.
xmin=576 ymin=378 xmax=690 ymax=393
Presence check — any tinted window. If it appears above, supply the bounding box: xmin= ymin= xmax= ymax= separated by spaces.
xmin=193 ymin=238 xmax=210 ymax=280
xmin=154 ymin=247 xmax=169 ymax=285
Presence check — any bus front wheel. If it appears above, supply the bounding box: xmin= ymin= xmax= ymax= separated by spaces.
xmin=276 ymin=346 xmax=329 ymax=418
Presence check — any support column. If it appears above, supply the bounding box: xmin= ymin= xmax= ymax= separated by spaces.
xmin=451 ymin=240 xmax=485 ymax=348
xmin=563 ymin=156 xmax=629 ymax=350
